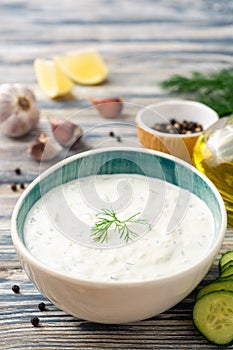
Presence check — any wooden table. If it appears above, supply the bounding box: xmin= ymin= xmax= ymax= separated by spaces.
xmin=0 ymin=0 xmax=232 ymax=348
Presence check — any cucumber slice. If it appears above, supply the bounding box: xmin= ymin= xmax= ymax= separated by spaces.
xmin=196 ymin=280 xmax=233 ymax=300
xmin=193 ymin=290 xmax=233 ymax=345
xmin=218 ymin=274 xmax=233 ymax=282
xmin=221 ymin=266 xmax=233 ymax=278
xmin=221 ymin=261 xmax=233 ymax=273
xmin=217 ymin=276 xmax=233 ymax=282
xmin=219 ymin=251 xmax=233 ymax=271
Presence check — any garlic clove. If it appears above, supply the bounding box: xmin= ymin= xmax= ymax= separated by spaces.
xmin=28 ymin=133 xmax=62 ymax=161
xmin=0 ymin=84 xmax=40 ymax=138
xmin=90 ymin=97 xmax=123 ymax=118
xmin=48 ymin=116 xmax=82 ymax=147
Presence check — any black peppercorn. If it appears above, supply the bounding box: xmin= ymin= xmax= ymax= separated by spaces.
xmin=12 ymin=284 xmax=20 ymax=293
xmin=20 ymin=183 xmax=25 ymax=190
xmin=170 ymin=119 xmax=176 ymax=125
xmin=153 ymin=118 xmax=203 ymax=135
xmin=109 ymin=131 xmax=115 ymax=137
xmin=38 ymin=302 xmax=46 ymax=311
xmin=186 ymin=121 xmax=194 ymax=130
xmin=116 ymin=136 xmax=122 ymax=142
xmin=11 ymin=183 xmax=18 ymax=192
xmin=31 ymin=316 xmax=39 ymax=327
xmin=154 ymin=123 xmax=162 ymax=130
xmin=15 ymin=168 xmax=21 ymax=175
xmin=166 ymin=124 xmax=172 ymax=131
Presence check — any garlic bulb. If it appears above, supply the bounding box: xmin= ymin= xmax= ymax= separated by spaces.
xmin=0 ymin=84 xmax=40 ymax=137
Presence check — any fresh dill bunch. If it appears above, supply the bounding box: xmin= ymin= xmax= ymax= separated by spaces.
xmin=160 ymin=69 xmax=233 ymax=117
xmin=91 ymin=208 xmax=151 ymax=244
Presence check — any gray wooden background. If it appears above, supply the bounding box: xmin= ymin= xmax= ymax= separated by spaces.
xmin=0 ymin=0 xmax=232 ymax=349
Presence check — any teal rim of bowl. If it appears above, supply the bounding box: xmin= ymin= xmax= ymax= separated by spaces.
xmin=16 ymin=149 xmax=223 ymax=245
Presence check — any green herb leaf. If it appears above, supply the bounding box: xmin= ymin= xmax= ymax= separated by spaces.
xmin=91 ymin=208 xmax=151 ymax=244
xmin=160 ymin=69 xmax=233 ymax=117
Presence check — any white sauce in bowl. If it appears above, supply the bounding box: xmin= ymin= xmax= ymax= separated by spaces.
xmin=24 ymin=174 xmax=214 ymax=282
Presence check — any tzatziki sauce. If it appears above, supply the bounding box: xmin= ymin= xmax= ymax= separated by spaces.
xmin=24 ymin=174 xmax=214 ymax=282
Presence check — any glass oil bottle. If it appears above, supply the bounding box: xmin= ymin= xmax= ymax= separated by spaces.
xmin=193 ymin=116 xmax=233 ymax=227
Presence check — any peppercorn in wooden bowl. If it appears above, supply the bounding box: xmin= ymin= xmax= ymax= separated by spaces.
xmin=136 ymin=100 xmax=219 ymax=163
xmin=11 ymin=148 xmax=226 ymax=324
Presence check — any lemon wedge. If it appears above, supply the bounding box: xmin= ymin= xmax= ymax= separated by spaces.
xmin=34 ymin=59 xmax=74 ymax=99
xmin=54 ymin=50 xmax=108 ymax=85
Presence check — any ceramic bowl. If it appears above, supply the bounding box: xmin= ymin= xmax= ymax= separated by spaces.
xmin=136 ymin=100 xmax=219 ymax=163
xmin=11 ymin=147 xmax=226 ymax=324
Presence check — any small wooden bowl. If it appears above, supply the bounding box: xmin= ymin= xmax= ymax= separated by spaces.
xmin=136 ymin=100 xmax=219 ymax=163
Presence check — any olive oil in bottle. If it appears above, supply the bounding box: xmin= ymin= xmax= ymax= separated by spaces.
xmin=193 ymin=117 xmax=233 ymax=227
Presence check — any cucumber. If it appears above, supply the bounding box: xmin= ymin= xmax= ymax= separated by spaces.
xmin=196 ymin=280 xmax=233 ymax=300
xmin=218 ymin=274 xmax=233 ymax=281
xmin=193 ymin=290 xmax=233 ymax=345
xmin=221 ymin=260 xmax=233 ymax=273
xmin=217 ymin=276 xmax=233 ymax=282
xmin=219 ymin=251 xmax=233 ymax=271
xmin=220 ymin=266 xmax=233 ymax=278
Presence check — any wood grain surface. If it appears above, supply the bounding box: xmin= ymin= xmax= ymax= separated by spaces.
xmin=0 ymin=0 xmax=233 ymax=349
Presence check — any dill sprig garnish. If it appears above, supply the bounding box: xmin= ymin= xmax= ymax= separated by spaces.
xmin=91 ymin=208 xmax=150 ymax=244
xmin=160 ymin=69 xmax=233 ymax=117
